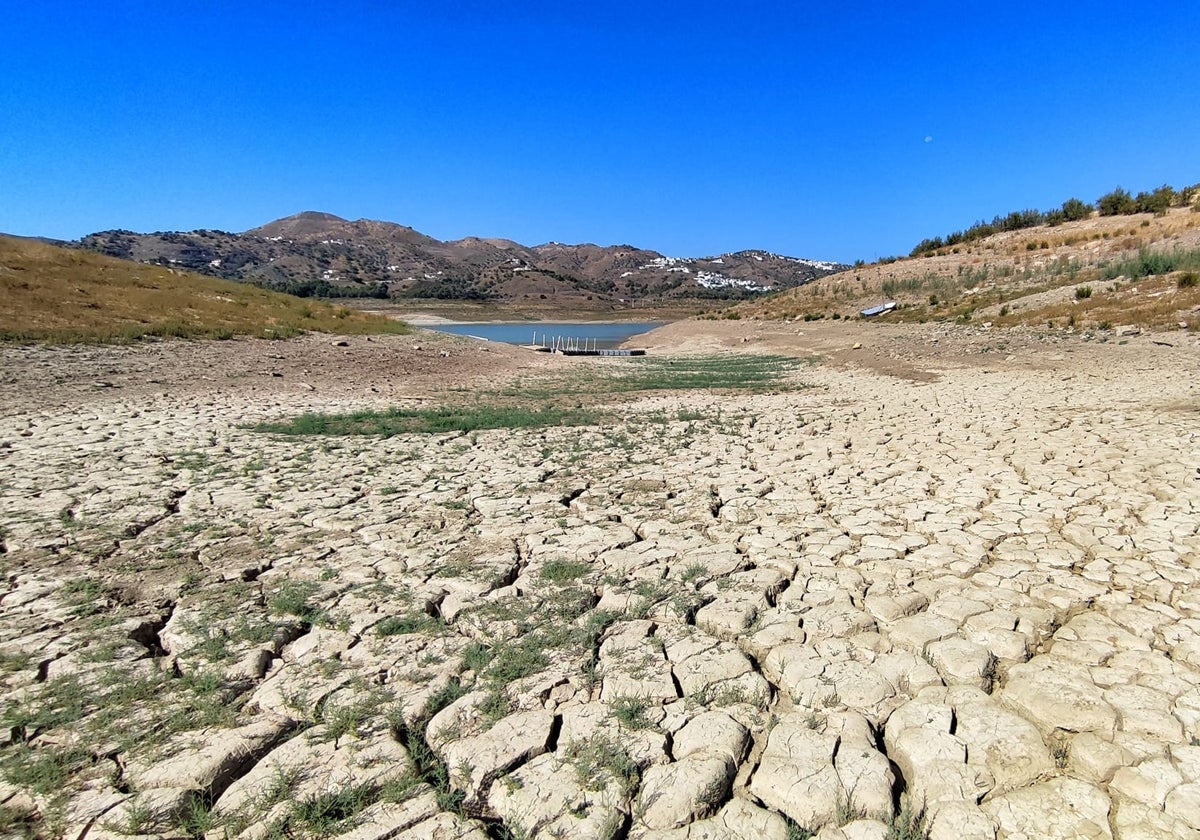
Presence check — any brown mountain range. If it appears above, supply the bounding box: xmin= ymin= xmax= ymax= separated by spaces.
xmin=76 ymin=211 xmax=845 ymax=304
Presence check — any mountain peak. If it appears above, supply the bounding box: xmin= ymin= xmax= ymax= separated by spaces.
xmin=246 ymin=211 xmax=348 ymax=238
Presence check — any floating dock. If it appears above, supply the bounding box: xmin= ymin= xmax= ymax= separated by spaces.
xmin=523 ymin=332 xmax=646 ymax=356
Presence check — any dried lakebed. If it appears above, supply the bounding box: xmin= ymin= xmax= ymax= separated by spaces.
xmin=1 ymin=335 xmax=1199 ymax=840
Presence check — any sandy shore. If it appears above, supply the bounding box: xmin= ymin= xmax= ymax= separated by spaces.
xmin=1 ymin=320 xmax=1198 ymax=839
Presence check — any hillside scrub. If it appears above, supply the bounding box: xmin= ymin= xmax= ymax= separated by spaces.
xmin=911 ymin=181 xmax=1199 ymax=257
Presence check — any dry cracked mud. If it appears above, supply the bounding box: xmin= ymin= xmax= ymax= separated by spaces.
xmin=1 ymin=323 xmax=1199 ymax=840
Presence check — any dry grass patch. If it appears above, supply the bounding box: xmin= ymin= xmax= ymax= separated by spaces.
xmin=1002 ymin=274 xmax=1200 ymax=331
xmin=0 ymin=235 xmax=411 ymax=343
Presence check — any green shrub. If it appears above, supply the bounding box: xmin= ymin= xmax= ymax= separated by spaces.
xmin=1098 ymin=187 xmax=1136 ymax=216
xmin=1075 ymin=286 xmax=1093 ymax=300
xmin=1135 ymin=185 xmax=1176 ymax=215
xmin=1060 ymin=197 xmax=1093 ymax=221
xmin=1177 ymin=272 xmax=1198 ymax=289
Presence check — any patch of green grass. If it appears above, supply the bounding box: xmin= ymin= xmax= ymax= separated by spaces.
xmin=251 ymin=353 xmax=806 ymax=439
xmin=179 ymin=794 xmax=218 ymax=838
xmin=610 ymin=694 xmax=654 ymax=730
xmin=269 ymin=580 xmax=324 ymax=624
xmin=606 ymin=354 xmax=807 ymax=392
xmin=395 ymin=680 xmax=469 ymax=815
xmin=108 ymin=799 xmax=156 ymax=835
xmin=784 ymin=817 xmax=815 ymax=840
xmin=484 ymin=637 xmax=550 ymax=685
xmin=0 ymin=744 xmax=91 ymax=796
xmin=561 ymin=735 xmax=640 ymax=795
xmin=375 ymin=613 xmax=439 ymax=636
xmin=315 ymin=699 xmax=371 ymax=744
xmin=1101 ymin=246 xmax=1200 ymax=281
xmin=284 ymin=783 xmax=376 ymax=837
xmin=255 ymin=404 xmax=604 ymax=436
xmin=539 ymin=559 xmax=592 ymax=585
xmin=0 ymin=803 xmax=37 ymax=840
xmin=477 ymin=688 xmax=512 ymax=723
xmin=1 ymin=675 xmax=90 ymax=738
xmin=0 ymin=650 xmax=33 ymax=673
xmin=460 ymin=642 xmax=493 ymax=674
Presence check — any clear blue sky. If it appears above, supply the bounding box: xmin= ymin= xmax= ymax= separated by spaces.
xmin=2 ymin=1 xmax=1197 ymax=263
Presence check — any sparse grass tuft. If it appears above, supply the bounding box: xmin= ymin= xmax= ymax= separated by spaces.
xmin=562 ymin=735 xmax=640 ymax=795
xmin=610 ymin=694 xmax=654 ymax=730
xmin=784 ymin=817 xmax=815 ymax=840
xmin=886 ymin=799 xmax=929 ymax=840
xmin=1051 ymin=734 xmax=1071 ymax=768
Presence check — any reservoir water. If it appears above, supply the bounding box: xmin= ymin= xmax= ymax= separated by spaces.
xmin=428 ymin=321 xmax=664 ymax=349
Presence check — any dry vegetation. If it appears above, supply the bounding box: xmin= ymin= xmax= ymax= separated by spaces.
xmin=737 ymin=207 xmax=1200 ymax=332
xmin=0 ymin=235 xmax=412 ymax=343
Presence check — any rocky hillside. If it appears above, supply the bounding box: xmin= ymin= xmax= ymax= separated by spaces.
xmin=76 ymin=212 xmax=846 ymax=305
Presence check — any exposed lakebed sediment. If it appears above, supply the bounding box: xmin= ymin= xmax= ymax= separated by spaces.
xmin=1 ymin=327 xmax=1198 ymax=840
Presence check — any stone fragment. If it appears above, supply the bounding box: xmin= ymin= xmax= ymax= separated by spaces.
xmin=441 ymin=711 xmax=555 ymax=803
xmin=488 ymin=753 xmax=626 ymax=840
xmin=393 ymin=812 xmax=489 ymax=839
xmin=886 ymin=614 xmax=959 ymax=653
xmin=925 ymin=637 xmax=995 ymax=691
xmin=926 ymin=801 xmax=997 ymax=840
xmin=1104 ymin=684 xmax=1183 ymax=743
xmin=747 ymin=716 xmax=841 ymax=828
xmin=1067 ymin=732 xmax=1133 ymax=784
xmin=125 ymin=719 xmax=289 ymax=796
xmin=638 ymin=756 xmax=734 ymax=831
xmin=1164 ymin=782 xmax=1200 ymax=830
xmin=953 ymin=700 xmax=1053 ymax=792
xmin=1108 ymin=758 xmax=1184 ymax=809
xmin=999 ymin=659 xmax=1117 ymax=736
xmin=633 ymin=797 xmax=791 ymax=839
xmin=981 ymin=777 xmax=1112 ymax=839
xmin=1111 ymin=799 xmax=1198 ymax=840
xmin=331 ymin=793 xmax=441 ymax=840
xmin=672 ymin=711 xmax=749 ymax=765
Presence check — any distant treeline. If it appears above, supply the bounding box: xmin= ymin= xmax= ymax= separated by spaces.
xmin=258 ymin=279 xmax=391 ymax=299
xmin=910 ymin=182 xmax=1200 ymax=257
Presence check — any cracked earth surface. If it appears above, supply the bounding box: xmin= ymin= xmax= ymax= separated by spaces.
xmin=1 ymin=324 xmax=1199 ymax=840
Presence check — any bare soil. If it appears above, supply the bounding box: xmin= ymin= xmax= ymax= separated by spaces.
xmin=3 ymin=317 xmax=1196 ymax=415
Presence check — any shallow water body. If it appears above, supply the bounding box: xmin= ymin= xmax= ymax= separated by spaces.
xmin=427 ymin=321 xmax=665 ymax=349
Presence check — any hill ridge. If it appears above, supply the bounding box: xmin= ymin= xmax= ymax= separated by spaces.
xmin=77 ymin=212 xmax=847 ymax=305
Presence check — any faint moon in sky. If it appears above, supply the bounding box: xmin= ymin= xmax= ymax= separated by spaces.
xmin=924 ymin=135 xmax=934 ymax=143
